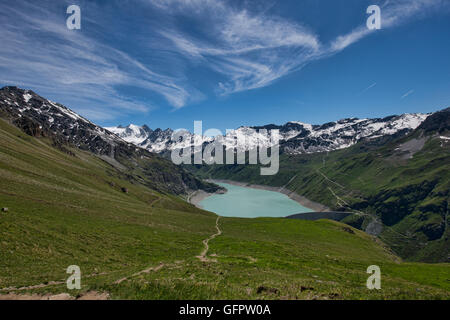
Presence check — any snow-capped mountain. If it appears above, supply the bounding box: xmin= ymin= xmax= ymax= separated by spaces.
xmin=106 ymin=113 xmax=431 ymax=155
xmin=106 ymin=125 xmax=175 ymax=153
xmin=0 ymin=86 xmax=126 ymax=156
xmin=104 ymin=124 xmax=152 ymax=145
xmin=267 ymin=114 xmax=430 ymax=154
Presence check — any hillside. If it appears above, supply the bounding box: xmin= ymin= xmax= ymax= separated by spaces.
xmin=189 ymin=108 xmax=450 ymax=263
xmin=0 ymin=90 xmax=448 ymax=299
xmin=0 ymin=86 xmax=219 ymax=196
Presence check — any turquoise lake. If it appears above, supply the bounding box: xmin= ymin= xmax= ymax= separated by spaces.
xmin=199 ymin=182 xmax=312 ymax=218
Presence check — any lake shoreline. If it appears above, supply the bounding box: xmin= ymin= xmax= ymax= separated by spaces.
xmin=188 ymin=188 xmax=227 ymax=209
xmin=189 ymin=179 xmax=330 ymax=213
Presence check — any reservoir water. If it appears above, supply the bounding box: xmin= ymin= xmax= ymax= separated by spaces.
xmin=199 ymin=182 xmax=312 ymax=218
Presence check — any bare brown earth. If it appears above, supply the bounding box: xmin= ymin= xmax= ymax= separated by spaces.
xmin=114 ymin=263 xmax=167 ymax=285
xmin=0 ymin=291 xmax=109 ymax=300
xmin=187 ymin=190 xmax=213 ymax=209
xmin=196 ymin=217 xmax=222 ymax=262
xmin=0 ymin=272 xmax=108 ymax=293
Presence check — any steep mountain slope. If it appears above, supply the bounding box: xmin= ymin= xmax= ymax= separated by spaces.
xmin=107 ymin=113 xmax=429 ymax=155
xmin=189 ymin=108 xmax=450 ymax=263
xmin=0 ymin=86 xmax=219 ymax=195
xmin=0 ymin=118 xmax=448 ymax=299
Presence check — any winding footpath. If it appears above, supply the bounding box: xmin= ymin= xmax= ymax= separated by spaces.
xmin=197 ymin=217 xmax=222 ymax=262
xmin=114 ymin=263 xmax=166 ymax=285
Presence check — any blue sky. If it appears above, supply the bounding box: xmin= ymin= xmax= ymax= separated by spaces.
xmin=0 ymin=0 xmax=449 ymax=131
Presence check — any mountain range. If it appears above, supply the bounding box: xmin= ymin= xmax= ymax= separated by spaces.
xmin=106 ymin=113 xmax=430 ymax=155
xmin=6 ymin=84 xmax=431 ymax=162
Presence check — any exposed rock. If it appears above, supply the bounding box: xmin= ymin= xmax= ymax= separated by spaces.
xmin=256 ymin=286 xmax=279 ymax=295
xmin=300 ymin=286 xmax=314 ymax=292
xmin=365 ymin=218 xmax=383 ymax=236
xmin=76 ymin=291 xmax=109 ymax=300
xmin=341 ymin=226 xmax=355 ymax=234
xmin=417 ymin=107 xmax=450 ymax=135
xmin=48 ymin=293 xmax=73 ymax=300
xmin=0 ymin=291 xmax=109 ymax=300
xmin=327 ymin=293 xmax=340 ymax=299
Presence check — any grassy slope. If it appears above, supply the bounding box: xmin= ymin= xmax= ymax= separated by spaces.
xmin=0 ymin=119 xmax=216 ymax=288
xmin=0 ymin=119 xmax=448 ymax=299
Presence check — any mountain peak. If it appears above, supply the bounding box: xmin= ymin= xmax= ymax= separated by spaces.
xmin=0 ymin=86 xmax=219 ymax=195
xmin=105 ymin=124 xmax=152 ymax=145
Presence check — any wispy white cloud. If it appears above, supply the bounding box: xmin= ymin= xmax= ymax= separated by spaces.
xmin=0 ymin=0 xmax=198 ymax=120
xmin=359 ymin=82 xmax=378 ymax=95
xmin=150 ymin=0 xmax=321 ymax=95
xmin=330 ymin=0 xmax=446 ymax=52
xmin=0 ymin=0 xmax=448 ymax=121
xmin=330 ymin=27 xmax=372 ymax=52
xmin=401 ymin=89 xmax=415 ymax=99
xmin=150 ymin=0 xmax=448 ymax=96
xmin=366 ymin=82 xmax=378 ymax=91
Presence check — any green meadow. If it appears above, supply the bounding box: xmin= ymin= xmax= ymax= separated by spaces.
xmin=0 ymin=119 xmax=448 ymax=300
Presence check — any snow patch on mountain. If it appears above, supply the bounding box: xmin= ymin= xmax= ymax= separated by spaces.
xmin=23 ymin=93 xmax=32 ymax=103
xmin=0 ymin=86 xmax=126 ymax=156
